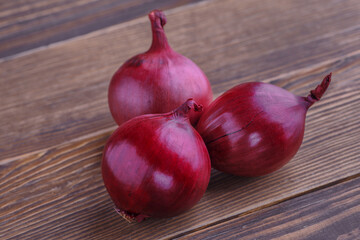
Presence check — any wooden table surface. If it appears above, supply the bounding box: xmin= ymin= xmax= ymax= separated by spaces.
xmin=1 ymin=0 xmax=359 ymax=239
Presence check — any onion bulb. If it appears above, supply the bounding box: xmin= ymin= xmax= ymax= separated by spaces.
xmin=196 ymin=74 xmax=332 ymax=177
xmin=102 ymin=99 xmax=211 ymax=222
xmin=108 ymin=10 xmax=213 ymax=126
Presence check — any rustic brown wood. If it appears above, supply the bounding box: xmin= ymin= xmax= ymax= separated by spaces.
xmin=176 ymin=177 xmax=360 ymax=240
xmin=1 ymin=0 xmax=360 ymax=239
xmin=1 ymin=62 xmax=359 ymax=239
xmin=0 ymin=0 xmax=204 ymax=58
xmin=1 ymin=0 xmax=360 ymax=160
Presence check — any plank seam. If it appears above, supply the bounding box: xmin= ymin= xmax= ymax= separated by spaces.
xmin=0 ymin=0 xmax=214 ymax=63
xmin=170 ymin=173 xmax=360 ymax=239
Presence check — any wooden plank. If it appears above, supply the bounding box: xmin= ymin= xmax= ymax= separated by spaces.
xmin=0 ymin=0 xmax=204 ymax=58
xmin=1 ymin=58 xmax=359 ymax=239
xmin=176 ymin=177 xmax=360 ymax=240
xmin=1 ymin=0 xmax=360 ymax=160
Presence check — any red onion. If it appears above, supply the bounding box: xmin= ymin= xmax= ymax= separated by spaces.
xmin=102 ymin=99 xmax=211 ymax=222
xmin=196 ymin=74 xmax=332 ymax=177
xmin=108 ymin=10 xmax=213 ymax=126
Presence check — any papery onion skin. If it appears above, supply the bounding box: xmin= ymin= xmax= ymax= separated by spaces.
xmin=196 ymin=74 xmax=331 ymax=177
xmin=102 ymin=99 xmax=211 ymax=222
xmin=108 ymin=10 xmax=213 ymax=126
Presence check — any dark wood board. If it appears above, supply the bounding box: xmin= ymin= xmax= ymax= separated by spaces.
xmin=0 ymin=0 xmax=204 ymax=58
xmin=1 ymin=0 xmax=359 ymax=239
xmin=1 ymin=63 xmax=359 ymax=239
xmin=1 ymin=0 xmax=359 ymax=160
xmin=176 ymin=177 xmax=360 ymax=240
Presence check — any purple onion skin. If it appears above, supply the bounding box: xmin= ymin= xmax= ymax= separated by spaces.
xmin=102 ymin=99 xmax=211 ymax=222
xmin=108 ymin=10 xmax=213 ymax=126
xmin=196 ymin=74 xmax=331 ymax=177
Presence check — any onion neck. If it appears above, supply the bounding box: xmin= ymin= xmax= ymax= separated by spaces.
xmin=148 ymin=10 xmax=172 ymax=52
xmin=304 ymin=73 xmax=332 ymax=108
xmin=172 ymin=98 xmax=203 ymax=119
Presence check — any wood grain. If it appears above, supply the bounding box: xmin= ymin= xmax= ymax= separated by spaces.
xmin=1 ymin=61 xmax=359 ymax=239
xmin=1 ymin=0 xmax=360 ymax=160
xmin=1 ymin=0 xmax=360 ymax=239
xmin=176 ymin=177 xmax=360 ymax=240
xmin=0 ymin=0 xmax=204 ymax=58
